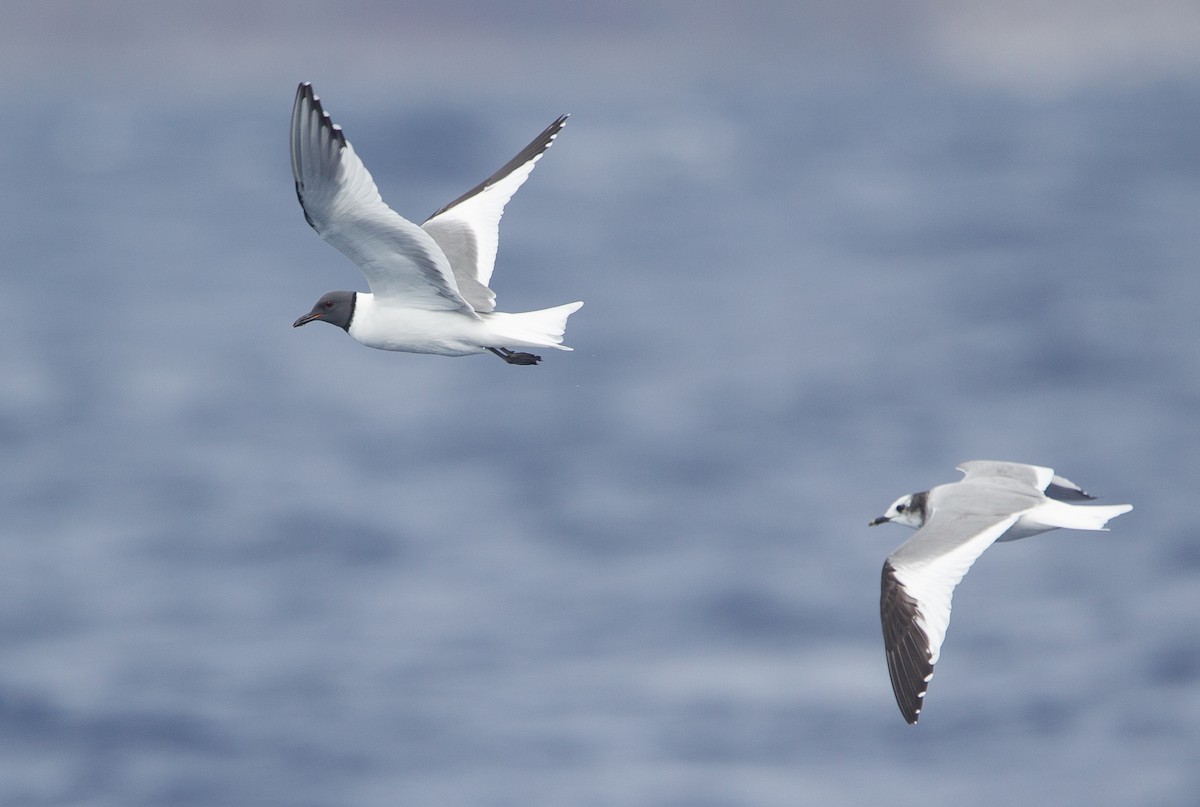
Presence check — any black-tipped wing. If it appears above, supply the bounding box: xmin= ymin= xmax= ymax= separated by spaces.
xmin=881 ymin=560 xmax=934 ymax=724
xmin=421 ymin=115 xmax=568 ymax=313
xmin=881 ymin=504 xmax=1025 ymax=723
xmin=1045 ymin=475 xmax=1096 ymax=501
xmin=956 ymin=460 xmax=1055 ymax=492
xmin=956 ymin=461 xmax=1098 ymax=502
xmin=290 ymin=83 xmax=475 ymax=315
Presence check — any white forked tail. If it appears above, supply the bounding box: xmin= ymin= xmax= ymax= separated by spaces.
xmin=486 ymin=301 xmax=584 ymax=351
xmin=1035 ymin=499 xmax=1133 ymax=532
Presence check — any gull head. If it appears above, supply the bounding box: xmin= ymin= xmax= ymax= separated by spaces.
xmin=869 ymin=491 xmax=928 ymax=529
xmin=294 ymin=291 xmax=356 ymax=332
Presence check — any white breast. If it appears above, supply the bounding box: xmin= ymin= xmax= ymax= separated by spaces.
xmin=347 ymin=293 xmax=488 ymax=356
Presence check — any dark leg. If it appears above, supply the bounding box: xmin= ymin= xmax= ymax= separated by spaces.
xmin=488 ymin=347 xmax=542 ymax=365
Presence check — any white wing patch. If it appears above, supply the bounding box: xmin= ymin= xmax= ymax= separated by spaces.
xmin=888 ymin=514 xmax=1020 ymax=664
xmin=421 ymin=115 xmax=569 ymax=313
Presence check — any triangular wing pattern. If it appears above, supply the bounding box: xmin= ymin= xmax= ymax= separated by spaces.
xmin=421 ymin=115 xmax=569 ymax=313
xmin=881 ymin=560 xmax=934 ymax=724
xmin=882 ymin=511 xmax=1022 ymax=723
xmin=1045 ymin=474 xmax=1096 ymax=502
xmin=957 ymin=460 xmax=1055 ymax=493
xmin=291 ymin=83 xmax=475 ymax=315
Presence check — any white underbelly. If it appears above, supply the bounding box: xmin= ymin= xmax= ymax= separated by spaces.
xmin=348 ymin=301 xmax=488 ymax=356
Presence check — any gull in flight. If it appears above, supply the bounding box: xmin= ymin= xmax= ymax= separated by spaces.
xmin=290 ymin=82 xmax=583 ymax=365
xmin=870 ymin=460 xmax=1132 ymax=724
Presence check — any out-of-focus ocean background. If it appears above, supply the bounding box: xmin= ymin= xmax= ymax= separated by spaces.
xmin=2 ymin=2 xmax=1198 ymax=804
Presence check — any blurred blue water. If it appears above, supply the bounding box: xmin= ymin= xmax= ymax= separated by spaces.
xmin=2 ymin=8 xmax=1200 ymax=806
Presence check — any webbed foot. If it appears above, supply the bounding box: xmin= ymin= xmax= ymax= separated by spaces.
xmin=488 ymin=347 xmax=542 ymax=366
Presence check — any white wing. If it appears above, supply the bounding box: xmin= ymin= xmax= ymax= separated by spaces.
xmin=290 ymin=83 xmax=476 ymax=316
xmin=882 ymin=511 xmax=1021 ymax=723
xmin=881 ymin=475 xmax=1046 ymax=723
xmin=421 ymin=115 xmax=568 ymax=313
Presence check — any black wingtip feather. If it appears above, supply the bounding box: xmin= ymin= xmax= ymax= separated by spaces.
xmin=292 ymin=81 xmax=348 ymax=229
xmin=295 ymin=181 xmax=315 ymax=229
xmin=881 ymin=561 xmax=935 ymax=724
xmin=296 ymin=82 xmax=347 ymax=149
xmin=424 ymin=113 xmax=571 ymax=222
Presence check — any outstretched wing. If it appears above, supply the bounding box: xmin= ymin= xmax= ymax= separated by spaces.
xmin=956 ymin=460 xmax=1056 ymax=492
xmin=291 ymin=83 xmax=475 ymax=316
xmin=881 ymin=503 xmax=1026 ymax=723
xmin=421 ymin=115 xmax=569 ymax=313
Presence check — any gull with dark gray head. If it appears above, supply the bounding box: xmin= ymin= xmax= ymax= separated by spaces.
xmin=869 ymin=460 xmax=1132 ymax=724
xmin=290 ymin=82 xmax=583 ymax=365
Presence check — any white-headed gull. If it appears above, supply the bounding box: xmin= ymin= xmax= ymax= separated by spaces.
xmin=290 ymin=83 xmax=583 ymax=365
xmin=869 ymin=460 xmax=1132 ymax=724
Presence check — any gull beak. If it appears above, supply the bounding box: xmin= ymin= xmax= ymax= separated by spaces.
xmin=293 ymin=311 xmax=323 ymax=327
xmin=869 ymin=516 xmax=890 ymax=527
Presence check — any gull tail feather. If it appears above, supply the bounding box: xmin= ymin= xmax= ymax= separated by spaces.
xmin=486 ymin=301 xmax=584 ymax=351
xmin=1037 ymin=500 xmax=1133 ymax=532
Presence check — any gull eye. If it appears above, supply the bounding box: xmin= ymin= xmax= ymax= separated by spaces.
xmin=324 ymin=300 xmax=335 ymax=308
xmin=896 ymin=503 xmax=907 ymax=513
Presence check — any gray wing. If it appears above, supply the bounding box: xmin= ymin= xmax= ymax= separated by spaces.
xmin=420 ymin=115 xmax=568 ymax=313
xmin=958 ymin=460 xmax=1096 ymax=500
xmin=290 ymin=83 xmax=476 ymax=316
xmin=956 ymin=460 xmax=1056 ymax=493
